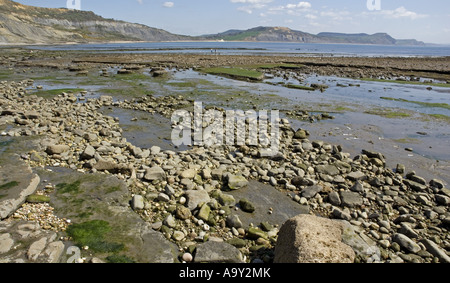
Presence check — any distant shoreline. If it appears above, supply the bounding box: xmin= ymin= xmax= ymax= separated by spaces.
xmin=1 ymin=40 xmax=449 ymax=48
xmin=2 ymin=41 xmax=448 ymax=59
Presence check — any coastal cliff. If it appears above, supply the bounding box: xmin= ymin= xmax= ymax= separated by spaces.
xmin=0 ymin=0 xmax=425 ymax=45
xmin=204 ymin=26 xmax=425 ymax=46
xmin=0 ymin=0 xmax=191 ymax=44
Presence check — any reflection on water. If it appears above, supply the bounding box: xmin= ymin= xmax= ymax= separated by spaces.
xmin=26 ymin=41 xmax=450 ymax=57
xmin=24 ymin=66 xmax=450 ymax=169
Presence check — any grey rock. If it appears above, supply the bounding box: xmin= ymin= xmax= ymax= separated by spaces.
xmin=211 ymin=169 xmax=224 ymax=180
xmin=393 ymin=233 xmax=421 ymax=254
xmin=340 ymin=221 xmax=381 ymax=263
xmin=172 ymin=231 xmax=185 ymax=242
xmin=394 ymin=214 xmax=417 ymax=224
xmin=399 ymin=223 xmax=419 ymax=238
xmin=420 ymin=239 xmax=450 ymax=263
xmin=0 ymin=157 xmax=40 ymax=219
xmin=218 ymin=193 xmax=236 ymax=206
xmin=138 ymin=224 xmax=178 ymax=263
xmin=0 ymin=233 xmax=14 ymax=254
xmin=274 ymin=214 xmax=355 ymax=263
xmin=202 ymin=168 xmax=212 ymax=180
xmin=80 ymin=145 xmax=96 ymax=160
xmin=197 ymin=203 xmax=211 ymax=221
xmin=441 ymin=188 xmax=450 ymax=198
xmin=185 ymin=190 xmax=210 ymax=210
xmin=194 ymin=241 xmax=244 ymax=263
xmin=408 ymin=174 xmax=427 ymax=185
xmin=301 ymin=185 xmax=323 ymax=199
xmin=164 ymin=185 xmax=175 ymax=196
xmin=315 ymin=164 xmax=340 ymax=176
xmin=293 ymin=129 xmax=308 ymax=139
xmin=227 ymin=238 xmax=247 ymax=248
xmin=239 ymin=198 xmax=255 ymax=213
xmin=175 ymin=205 xmax=192 ymax=220
xmin=83 ymin=133 xmax=98 ymax=142
xmin=247 ymin=227 xmax=268 ymax=240
xmin=369 ymin=177 xmax=383 ymax=187
xmin=226 ymin=214 xmax=243 ymax=229
xmin=144 ymin=166 xmax=166 ymax=181
xmin=302 ymin=141 xmax=313 ymax=151
xmin=180 ymin=168 xmax=197 ymax=179
xmin=41 ymin=241 xmax=64 ymax=263
xmin=227 ymin=174 xmax=248 ymax=190
xmin=45 ymin=144 xmax=70 ymax=155
xmin=27 ymin=237 xmax=48 ymax=262
xmin=396 ymin=164 xmax=406 ymax=175
xmin=93 ymin=159 xmax=131 ymax=174
xmin=424 ymin=209 xmax=438 ymax=220
xmin=435 ymin=194 xmax=450 ymax=206
xmin=403 ymin=179 xmax=427 ymax=192
xmin=334 ymin=161 xmax=352 ymax=173
xmin=23 ymin=111 xmax=39 ymax=120
xmin=443 ymin=217 xmax=450 ymax=227
xmin=347 ymin=171 xmax=367 ymax=181
xmin=157 ymin=193 xmax=170 ymax=202
xmin=150 ymin=146 xmax=161 ymax=155
xmin=429 ymin=179 xmax=445 ymax=189
xmin=378 ymin=220 xmax=391 ymax=230
xmin=132 ymin=147 xmax=150 ymax=159
xmin=332 ymin=207 xmax=352 ymax=221
xmin=291 ymin=176 xmax=312 ymax=186
xmin=131 ymin=195 xmax=145 ymax=211
xmin=328 ymin=191 xmax=341 ymax=206
xmin=340 ymin=191 xmax=364 ymax=208
xmin=163 ymin=214 xmax=176 ymax=228
xmin=350 ymin=180 xmax=365 ymax=193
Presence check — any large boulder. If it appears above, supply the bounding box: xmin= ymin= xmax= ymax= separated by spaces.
xmin=274 ymin=214 xmax=355 ymax=263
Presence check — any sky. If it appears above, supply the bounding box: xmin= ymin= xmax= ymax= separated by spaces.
xmin=14 ymin=0 xmax=450 ymax=44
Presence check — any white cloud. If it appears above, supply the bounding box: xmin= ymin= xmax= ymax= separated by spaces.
xmin=231 ymin=0 xmax=273 ymax=14
xmin=163 ymin=2 xmax=174 ymax=8
xmin=287 ymin=2 xmax=311 ymax=10
xmin=379 ymin=6 xmax=428 ymax=20
xmin=137 ymin=0 xmax=143 ymax=4
xmin=237 ymin=6 xmax=254 ymax=14
xmin=230 ymin=0 xmax=273 ymax=3
xmin=320 ymin=10 xmax=351 ymax=21
xmin=268 ymin=1 xmax=311 ymax=14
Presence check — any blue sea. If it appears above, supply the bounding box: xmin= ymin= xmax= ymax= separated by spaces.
xmin=27 ymin=41 xmax=450 ymax=57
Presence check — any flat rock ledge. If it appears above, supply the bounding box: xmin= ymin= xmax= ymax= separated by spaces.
xmin=0 ymin=156 xmax=40 ymax=220
xmin=0 ymin=220 xmax=64 ymax=263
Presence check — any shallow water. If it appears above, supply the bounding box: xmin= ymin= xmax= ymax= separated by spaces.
xmin=28 ymin=42 xmax=450 ymax=57
xmin=169 ymin=69 xmax=450 ymax=116
xmin=98 ymin=106 xmax=189 ymax=152
xmin=21 ymin=66 xmax=450 ymax=184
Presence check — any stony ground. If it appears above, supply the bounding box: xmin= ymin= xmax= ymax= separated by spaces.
xmin=0 ymin=50 xmax=449 ymax=263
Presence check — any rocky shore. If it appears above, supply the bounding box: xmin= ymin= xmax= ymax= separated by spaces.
xmin=1 ymin=74 xmax=449 ymax=263
xmin=3 ymin=49 xmax=449 ymax=82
